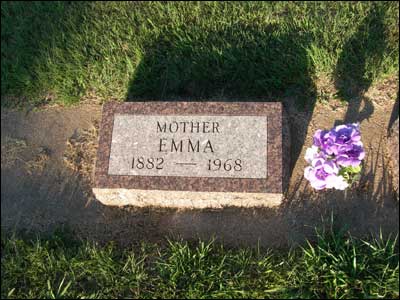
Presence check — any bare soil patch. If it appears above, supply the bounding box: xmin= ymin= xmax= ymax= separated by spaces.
xmin=1 ymin=79 xmax=398 ymax=248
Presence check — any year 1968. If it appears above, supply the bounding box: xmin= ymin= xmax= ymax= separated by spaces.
xmin=207 ymin=159 xmax=242 ymax=172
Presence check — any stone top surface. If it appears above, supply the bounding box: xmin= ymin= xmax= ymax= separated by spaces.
xmin=108 ymin=114 xmax=268 ymax=179
xmin=94 ymin=101 xmax=283 ymax=193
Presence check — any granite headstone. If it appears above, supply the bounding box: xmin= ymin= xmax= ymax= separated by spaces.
xmin=93 ymin=101 xmax=286 ymax=208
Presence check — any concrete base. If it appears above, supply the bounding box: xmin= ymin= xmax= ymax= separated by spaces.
xmin=93 ymin=188 xmax=283 ymax=209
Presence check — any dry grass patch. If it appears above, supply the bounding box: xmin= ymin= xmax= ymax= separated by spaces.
xmin=63 ymin=121 xmax=99 ymax=184
xmin=1 ymin=137 xmax=28 ymax=168
xmin=1 ymin=136 xmax=50 ymax=174
xmin=25 ymin=147 xmax=51 ymax=175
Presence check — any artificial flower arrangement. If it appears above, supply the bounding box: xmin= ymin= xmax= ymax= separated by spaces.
xmin=304 ymin=123 xmax=365 ymax=190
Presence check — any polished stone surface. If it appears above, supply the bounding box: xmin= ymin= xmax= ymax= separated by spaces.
xmin=108 ymin=115 xmax=268 ymax=179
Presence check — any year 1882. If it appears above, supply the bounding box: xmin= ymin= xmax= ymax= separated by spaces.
xmin=131 ymin=157 xmax=164 ymax=169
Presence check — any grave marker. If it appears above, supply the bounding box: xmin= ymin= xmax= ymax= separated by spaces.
xmin=93 ymin=102 xmax=285 ymax=208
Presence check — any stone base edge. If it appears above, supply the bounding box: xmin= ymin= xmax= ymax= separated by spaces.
xmin=93 ymin=188 xmax=283 ymax=209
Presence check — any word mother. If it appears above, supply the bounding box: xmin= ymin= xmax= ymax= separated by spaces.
xmin=157 ymin=120 xmax=221 ymax=153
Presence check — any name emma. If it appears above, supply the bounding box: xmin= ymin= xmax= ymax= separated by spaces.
xmin=157 ymin=121 xmax=220 ymax=153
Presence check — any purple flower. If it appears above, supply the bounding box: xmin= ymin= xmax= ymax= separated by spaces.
xmin=304 ymin=145 xmax=321 ymax=164
xmin=331 ymin=123 xmax=361 ymax=149
xmin=304 ymin=157 xmax=348 ymax=190
xmin=305 ymin=123 xmax=364 ymax=190
xmin=336 ymin=142 xmax=365 ymax=167
xmin=314 ymin=123 xmax=364 ymax=157
xmin=313 ymin=129 xmax=334 ymax=154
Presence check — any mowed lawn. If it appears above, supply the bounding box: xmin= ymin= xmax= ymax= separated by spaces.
xmin=1 ymin=226 xmax=399 ymax=299
xmin=1 ymin=1 xmax=398 ymax=107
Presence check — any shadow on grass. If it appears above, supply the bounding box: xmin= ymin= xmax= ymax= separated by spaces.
xmin=127 ymin=23 xmax=316 ymax=103
xmin=334 ymin=4 xmax=389 ymax=124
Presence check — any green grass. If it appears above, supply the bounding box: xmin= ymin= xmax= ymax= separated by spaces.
xmin=1 ymin=226 xmax=399 ymax=299
xmin=1 ymin=1 xmax=399 ymax=107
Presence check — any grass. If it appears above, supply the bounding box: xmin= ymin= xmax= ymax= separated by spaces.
xmin=1 ymin=226 xmax=399 ymax=299
xmin=1 ymin=1 xmax=399 ymax=107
